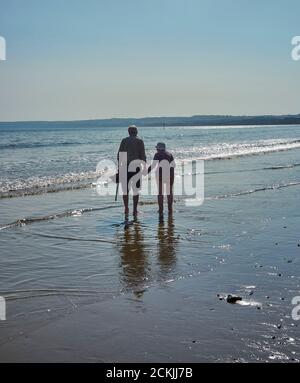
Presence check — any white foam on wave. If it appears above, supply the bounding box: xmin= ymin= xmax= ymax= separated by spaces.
xmin=1 ymin=137 xmax=300 ymax=198
xmin=0 ymin=169 xmax=107 ymax=197
xmin=169 ymin=124 xmax=299 ymax=131
xmin=173 ymin=138 xmax=300 ymax=162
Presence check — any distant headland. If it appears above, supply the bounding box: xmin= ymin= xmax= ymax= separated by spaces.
xmin=1 ymin=114 xmax=300 ymax=128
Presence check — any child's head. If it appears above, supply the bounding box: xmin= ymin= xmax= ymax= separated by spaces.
xmin=156 ymin=142 xmax=166 ymax=152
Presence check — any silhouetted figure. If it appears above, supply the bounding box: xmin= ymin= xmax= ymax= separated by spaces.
xmin=157 ymin=214 xmax=178 ymax=280
xmin=117 ymin=125 xmax=146 ymax=217
xmin=117 ymin=219 xmax=149 ymax=297
xmin=148 ymin=142 xmax=175 ymax=217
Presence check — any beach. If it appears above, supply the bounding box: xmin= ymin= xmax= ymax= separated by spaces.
xmin=0 ymin=124 xmax=300 ymax=362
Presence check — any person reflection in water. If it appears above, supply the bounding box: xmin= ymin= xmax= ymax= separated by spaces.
xmin=118 ymin=219 xmax=149 ymax=298
xmin=117 ymin=215 xmax=178 ymax=297
xmin=157 ymin=214 xmax=178 ymax=280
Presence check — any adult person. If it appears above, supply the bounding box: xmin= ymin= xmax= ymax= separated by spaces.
xmin=117 ymin=125 xmax=146 ymax=216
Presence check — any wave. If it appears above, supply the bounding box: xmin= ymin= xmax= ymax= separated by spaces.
xmin=264 ymin=163 xmax=300 ymax=170
xmin=176 ymin=124 xmax=300 ymax=130
xmin=0 ymin=205 xmax=119 ymax=231
xmin=30 ymin=231 xmax=116 ymax=244
xmin=1 ymin=288 xmax=117 ymax=301
xmin=174 ymin=138 xmax=300 ymax=161
xmin=1 ymin=138 xmax=300 ymax=199
xmin=191 ymin=162 xmax=300 ymax=176
xmin=208 ymin=181 xmax=300 ymax=200
xmin=1 ymin=181 xmax=300 ymax=231
xmin=0 ymin=171 xmax=102 ymax=198
xmin=0 ymin=141 xmax=84 ymax=150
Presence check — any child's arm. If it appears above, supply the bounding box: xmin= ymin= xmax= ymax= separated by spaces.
xmin=147 ymin=154 xmax=159 ymax=175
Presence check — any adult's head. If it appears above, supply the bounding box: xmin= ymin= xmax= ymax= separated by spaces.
xmin=128 ymin=125 xmax=138 ymax=137
xmin=156 ymin=142 xmax=166 ymax=152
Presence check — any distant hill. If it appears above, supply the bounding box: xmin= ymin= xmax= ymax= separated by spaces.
xmin=1 ymin=114 xmax=300 ymax=128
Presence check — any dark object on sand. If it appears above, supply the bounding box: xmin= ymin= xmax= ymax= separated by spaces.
xmin=226 ymin=295 xmax=242 ymax=304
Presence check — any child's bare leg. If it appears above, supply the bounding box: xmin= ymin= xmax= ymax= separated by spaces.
xmin=123 ymin=195 xmax=129 ymax=215
xmin=167 ymin=193 xmax=173 ymax=213
xmin=158 ymin=195 xmax=164 ymax=216
xmin=133 ymin=194 xmax=139 ymax=216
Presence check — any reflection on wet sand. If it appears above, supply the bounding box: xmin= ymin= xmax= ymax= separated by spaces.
xmin=157 ymin=214 xmax=178 ymax=280
xmin=117 ymin=218 xmax=149 ymax=297
xmin=117 ymin=215 xmax=178 ymax=297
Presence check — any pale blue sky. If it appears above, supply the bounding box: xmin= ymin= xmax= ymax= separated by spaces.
xmin=0 ymin=0 xmax=299 ymax=121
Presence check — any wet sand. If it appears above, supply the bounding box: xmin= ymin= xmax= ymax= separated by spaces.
xmin=1 ymin=180 xmax=300 ymax=362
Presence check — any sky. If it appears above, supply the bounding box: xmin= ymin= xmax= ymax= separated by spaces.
xmin=0 ymin=0 xmax=300 ymax=121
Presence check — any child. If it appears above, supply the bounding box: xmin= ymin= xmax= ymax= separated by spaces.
xmin=148 ymin=143 xmax=175 ymax=216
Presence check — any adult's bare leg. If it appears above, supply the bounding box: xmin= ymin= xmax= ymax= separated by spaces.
xmin=133 ymin=194 xmax=139 ymax=216
xmin=158 ymin=195 xmax=164 ymax=216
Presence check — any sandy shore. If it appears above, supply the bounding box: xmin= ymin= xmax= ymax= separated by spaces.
xmin=1 ymin=187 xmax=300 ymax=362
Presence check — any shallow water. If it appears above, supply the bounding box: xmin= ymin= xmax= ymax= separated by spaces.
xmin=1 ymin=123 xmax=300 ymax=197
xmin=0 ymin=124 xmax=300 ymax=362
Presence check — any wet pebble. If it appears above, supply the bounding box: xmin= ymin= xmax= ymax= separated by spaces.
xmin=226 ymin=295 xmax=242 ymax=304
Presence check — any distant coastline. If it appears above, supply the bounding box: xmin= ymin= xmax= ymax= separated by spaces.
xmin=1 ymin=114 xmax=300 ymax=128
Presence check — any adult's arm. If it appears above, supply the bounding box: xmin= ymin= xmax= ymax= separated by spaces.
xmin=117 ymin=139 xmax=126 ymax=163
xmin=140 ymin=140 xmax=147 ymax=163
xmin=147 ymin=153 xmax=158 ymax=174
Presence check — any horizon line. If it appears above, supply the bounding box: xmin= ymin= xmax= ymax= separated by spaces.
xmin=1 ymin=112 xmax=300 ymax=124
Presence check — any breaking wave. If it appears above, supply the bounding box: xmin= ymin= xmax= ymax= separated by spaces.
xmin=174 ymin=138 xmax=300 ymax=161
xmin=1 ymin=181 xmax=300 ymax=231
xmin=1 ymin=137 xmax=300 ymax=199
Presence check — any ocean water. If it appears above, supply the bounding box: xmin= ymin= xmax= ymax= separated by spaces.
xmin=0 ymin=123 xmax=300 ymax=362
xmin=1 ymin=123 xmax=300 ymax=198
